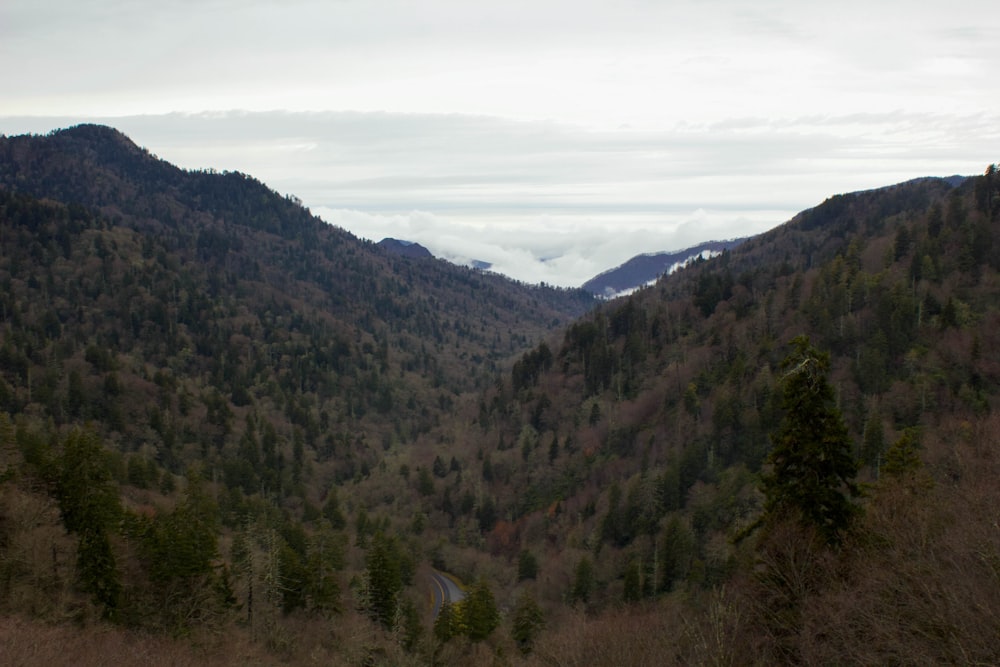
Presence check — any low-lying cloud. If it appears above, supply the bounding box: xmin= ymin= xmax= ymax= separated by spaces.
xmin=3 ymin=109 xmax=997 ymax=286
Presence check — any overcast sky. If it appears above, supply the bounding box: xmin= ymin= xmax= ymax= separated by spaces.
xmin=3 ymin=1 xmax=999 ymax=287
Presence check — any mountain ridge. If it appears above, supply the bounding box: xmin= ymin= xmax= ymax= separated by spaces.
xmin=581 ymin=238 xmax=748 ymax=297
xmin=1 ymin=123 xmax=999 ymax=665
xmin=377 ymin=237 xmax=434 ymax=259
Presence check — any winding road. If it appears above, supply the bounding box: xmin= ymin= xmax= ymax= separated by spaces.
xmin=429 ymin=570 xmax=465 ymax=617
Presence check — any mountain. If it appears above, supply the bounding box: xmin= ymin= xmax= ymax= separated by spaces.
xmin=2 ymin=124 xmax=1000 ymax=665
xmin=377 ymin=237 xmax=434 ymax=259
xmin=0 ymin=123 xmax=595 ymax=470
xmin=477 ymin=169 xmax=1000 ymax=662
xmin=581 ymin=239 xmax=748 ymax=297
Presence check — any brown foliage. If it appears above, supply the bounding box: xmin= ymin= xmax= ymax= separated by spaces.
xmin=724 ymin=414 xmax=1000 ymax=665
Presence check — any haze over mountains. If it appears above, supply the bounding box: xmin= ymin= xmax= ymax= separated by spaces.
xmin=381 ymin=234 xmax=750 ymax=299
xmin=1 ymin=125 xmax=999 ymax=666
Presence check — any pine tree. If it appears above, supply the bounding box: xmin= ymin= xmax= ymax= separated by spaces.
xmin=511 ymin=590 xmax=545 ymax=655
xmin=571 ymin=556 xmax=595 ymax=604
xmin=364 ymin=531 xmax=403 ymax=629
xmin=760 ymin=336 xmax=861 ymax=545
xmin=145 ymin=469 xmax=218 ymax=583
xmin=517 ymin=549 xmax=538 ymax=581
xmin=399 ymin=597 xmax=423 ymax=652
xmin=304 ymin=525 xmax=344 ymax=614
xmin=882 ymin=428 xmax=924 ymax=480
xmin=622 ymin=557 xmax=642 ymax=602
xmin=77 ymin=526 xmax=121 ymax=619
xmin=56 ymin=428 xmax=121 ymax=535
xmin=659 ymin=514 xmax=695 ymax=592
xmin=323 ymin=487 xmax=347 ymax=530
xmin=55 ymin=428 xmax=123 ymax=619
xmin=434 ymin=600 xmax=456 ymax=642
xmin=461 ymin=577 xmax=500 ymax=641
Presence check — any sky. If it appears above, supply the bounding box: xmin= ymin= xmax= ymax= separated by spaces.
xmin=2 ymin=0 xmax=999 ymax=287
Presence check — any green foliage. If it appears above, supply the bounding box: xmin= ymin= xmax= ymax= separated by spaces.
xmin=659 ymin=515 xmax=696 ymax=592
xmin=476 ymin=495 xmax=498 ymax=532
xmin=517 ymin=549 xmax=539 ymax=581
xmin=322 ymin=489 xmax=347 ymax=530
xmin=622 ymin=557 xmax=642 ymax=603
xmin=399 ymin=597 xmax=423 ymax=652
xmin=511 ymin=590 xmax=545 ymax=654
xmin=437 ymin=578 xmax=500 ymax=644
xmin=5 ymin=128 xmax=1000 ymax=660
xmin=416 ymin=466 xmax=435 ymax=496
xmin=364 ymin=532 xmax=404 ymax=630
xmin=861 ymin=413 xmax=886 ymax=469
xmin=683 ymin=382 xmax=700 ymax=419
xmin=143 ymin=472 xmax=219 ymax=583
xmin=693 ymin=269 xmax=734 ymax=317
xmin=432 ymin=455 xmax=448 ymax=478
xmin=760 ymin=337 xmax=861 ymax=545
xmin=45 ymin=430 xmax=125 ymax=619
xmin=55 ymin=428 xmax=121 ymax=535
xmin=433 ymin=600 xmax=456 ymax=643
xmin=570 ymin=556 xmax=594 ymax=604
xmin=461 ymin=577 xmax=500 ymax=641
xmin=76 ymin=527 xmax=121 ymax=620
xmin=512 ymin=342 xmax=554 ymax=392
xmin=882 ymin=428 xmax=923 ymax=479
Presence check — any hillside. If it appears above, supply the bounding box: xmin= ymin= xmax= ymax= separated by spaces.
xmin=466 ymin=167 xmax=1000 ymax=663
xmin=1 ymin=124 xmax=999 ymax=665
xmin=0 ymin=124 xmax=593 ymax=653
xmin=0 ymin=124 xmax=592 ymax=447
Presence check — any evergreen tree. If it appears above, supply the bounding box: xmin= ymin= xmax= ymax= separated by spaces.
xmin=434 ymin=600 xmax=456 ymax=642
xmin=760 ymin=336 xmax=860 ymax=545
xmin=56 ymin=428 xmax=121 ymax=535
xmin=55 ymin=429 xmax=123 ymax=619
xmin=399 ymin=597 xmax=423 ymax=653
xmin=145 ymin=469 xmax=219 ymax=583
xmin=882 ymin=428 xmax=923 ymax=479
xmin=510 ymin=590 xmax=545 ymax=655
xmin=364 ymin=531 xmax=403 ymax=629
xmin=461 ymin=577 xmax=500 ymax=641
xmin=305 ymin=525 xmax=344 ymax=614
xmin=77 ymin=526 xmax=121 ymax=620
xmin=517 ymin=549 xmax=539 ymax=581
xmin=322 ymin=488 xmax=347 ymax=530
xmin=570 ymin=556 xmax=595 ymax=604
xmin=861 ymin=412 xmax=885 ymax=469
xmin=622 ymin=557 xmax=642 ymax=602
xmin=659 ymin=514 xmax=695 ymax=592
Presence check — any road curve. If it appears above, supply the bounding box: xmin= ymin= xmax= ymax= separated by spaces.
xmin=429 ymin=570 xmax=465 ymax=618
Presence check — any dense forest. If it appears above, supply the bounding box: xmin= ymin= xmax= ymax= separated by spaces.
xmin=1 ymin=125 xmax=999 ymax=665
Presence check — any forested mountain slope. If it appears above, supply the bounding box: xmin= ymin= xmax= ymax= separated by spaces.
xmin=0 ymin=124 xmax=592 ymax=472
xmin=0 ymin=125 xmax=592 ymax=658
xmin=466 ymin=166 xmax=1000 ymax=664
xmin=1 ymin=123 xmax=999 ymax=665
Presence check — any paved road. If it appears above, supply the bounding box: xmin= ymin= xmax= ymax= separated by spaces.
xmin=429 ymin=570 xmax=465 ymax=617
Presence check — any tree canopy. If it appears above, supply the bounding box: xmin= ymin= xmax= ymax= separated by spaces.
xmin=760 ymin=336 xmax=861 ymax=544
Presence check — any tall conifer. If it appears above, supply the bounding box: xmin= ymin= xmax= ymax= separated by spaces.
xmin=760 ymin=336 xmax=860 ymax=544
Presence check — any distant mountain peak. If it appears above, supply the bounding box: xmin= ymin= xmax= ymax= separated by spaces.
xmin=49 ymin=123 xmax=148 ymax=157
xmin=55 ymin=123 xmax=131 ymax=142
xmin=582 ymin=239 xmax=748 ymax=298
xmin=377 ymin=237 xmax=433 ymax=259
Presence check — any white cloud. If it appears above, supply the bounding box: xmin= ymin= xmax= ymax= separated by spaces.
xmin=316 ymin=206 xmax=783 ymax=287
xmin=3 ymin=1 xmax=998 ymax=124
xmin=2 ymin=1 xmax=999 ymax=286
xmin=3 ymin=108 xmax=997 ymax=286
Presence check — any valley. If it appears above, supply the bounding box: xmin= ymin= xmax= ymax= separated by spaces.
xmin=1 ymin=125 xmax=999 ymax=665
